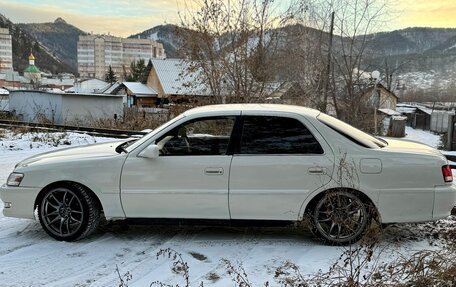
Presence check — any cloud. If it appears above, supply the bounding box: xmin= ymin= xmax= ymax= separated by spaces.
xmin=2 ymin=0 xmax=456 ymax=35
xmin=392 ymin=0 xmax=456 ymax=28
xmin=0 ymin=0 xmax=183 ymax=36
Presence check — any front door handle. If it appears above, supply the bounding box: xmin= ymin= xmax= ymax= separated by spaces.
xmin=204 ymin=167 xmax=224 ymax=175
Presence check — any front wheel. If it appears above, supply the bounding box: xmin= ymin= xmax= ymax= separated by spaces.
xmin=311 ymin=190 xmax=370 ymax=245
xmin=38 ymin=184 xmax=100 ymax=241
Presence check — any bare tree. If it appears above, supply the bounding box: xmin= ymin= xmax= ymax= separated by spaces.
xmin=178 ymin=0 xmax=290 ymax=104
xmin=286 ymin=0 xmax=390 ymax=127
xmin=274 ymin=4 xmax=332 ymax=109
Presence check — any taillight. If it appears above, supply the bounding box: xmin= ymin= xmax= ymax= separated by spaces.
xmin=442 ymin=165 xmax=453 ymax=183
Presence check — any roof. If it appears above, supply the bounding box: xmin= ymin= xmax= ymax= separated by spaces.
xmin=396 ymin=106 xmax=417 ymax=114
xmin=183 ymin=104 xmax=321 ymax=118
xmin=76 ymin=78 xmax=107 ymax=84
xmin=151 ymin=58 xmax=210 ymax=96
xmin=122 ymin=82 xmax=157 ymax=96
xmin=416 ymin=106 xmax=433 ymax=115
xmin=395 ymin=104 xmax=434 ymax=115
xmin=101 ymin=82 xmax=121 ymax=94
xmin=365 ymin=83 xmax=398 ymax=99
xmin=378 ymin=108 xmax=401 ymax=116
xmin=9 ymin=90 xmax=124 ymax=98
xmin=41 ymin=78 xmax=74 ymax=86
xmin=24 ymin=64 xmax=40 ymax=74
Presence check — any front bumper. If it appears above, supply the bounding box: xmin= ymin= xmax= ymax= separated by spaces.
xmin=433 ymin=184 xmax=456 ymax=220
xmin=0 ymin=184 xmax=41 ymax=219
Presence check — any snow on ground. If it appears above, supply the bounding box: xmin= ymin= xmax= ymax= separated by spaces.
xmin=403 ymin=126 xmax=441 ymax=148
xmin=0 ymin=128 xmax=454 ymax=286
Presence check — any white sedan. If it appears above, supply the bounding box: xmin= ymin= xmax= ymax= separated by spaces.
xmin=1 ymin=104 xmax=455 ymax=245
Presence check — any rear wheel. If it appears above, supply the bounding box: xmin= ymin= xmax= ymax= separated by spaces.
xmin=38 ymin=184 xmax=100 ymax=241
xmin=312 ymin=190 xmax=369 ymax=245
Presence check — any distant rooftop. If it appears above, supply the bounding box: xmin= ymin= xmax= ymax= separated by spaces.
xmin=151 ymin=58 xmax=210 ymax=96
xmin=122 ymin=82 xmax=157 ymax=97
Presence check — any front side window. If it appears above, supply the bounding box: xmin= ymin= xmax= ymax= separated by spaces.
xmin=157 ymin=117 xmax=235 ymax=156
xmin=239 ymin=116 xmax=323 ymax=154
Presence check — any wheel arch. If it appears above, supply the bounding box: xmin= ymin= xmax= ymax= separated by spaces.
xmin=34 ymin=181 xmax=103 ymax=214
xmin=303 ymin=187 xmax=381 ymax=223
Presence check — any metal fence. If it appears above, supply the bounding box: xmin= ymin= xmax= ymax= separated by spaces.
xmin=431 ymin=111 xmax=454 ymax=133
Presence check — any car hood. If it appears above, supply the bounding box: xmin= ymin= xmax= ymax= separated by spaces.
xmin=383 ymin=138 xmax=445 ymax=158
xmin=17 ymin=140 xmax=126 ymax=167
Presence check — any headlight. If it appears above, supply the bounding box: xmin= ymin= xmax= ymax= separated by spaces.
xmin=7 ymin=173 xmax=24 ymax=186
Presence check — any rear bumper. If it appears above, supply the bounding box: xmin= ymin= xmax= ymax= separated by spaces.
xmin=433 ymin=184 xmax=456 ymax=220
xmin=0 ymin=184 xmax=40 ymax=219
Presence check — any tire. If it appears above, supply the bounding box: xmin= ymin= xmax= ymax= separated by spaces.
xmin=38 ymin=184 xmax=100 ymax=241
xmin=311 ymin=190 xmax=370 ymax=245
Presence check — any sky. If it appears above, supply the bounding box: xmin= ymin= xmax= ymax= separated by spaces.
xmin=1 ymin=0 xmax=456 ymax=37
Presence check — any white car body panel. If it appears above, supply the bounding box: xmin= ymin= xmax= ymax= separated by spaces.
xmin=3 ymin=141 xmax=127 ymax=219
xmin=229 ymin=154 xmax=334 ymax=220
xmin=1 ymin=104 xmax=455 ymax=230
xmin=121 ymin=155 xmax=232 ymax=219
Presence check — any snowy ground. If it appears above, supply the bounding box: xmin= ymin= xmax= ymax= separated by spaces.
xmin=403 ymin=126 xmax=441 ymax=148
xmin=0 ymin=128 xmax=454 ymax=286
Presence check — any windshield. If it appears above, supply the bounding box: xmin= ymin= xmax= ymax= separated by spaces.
xmin=317 ymin=113 xmax=387 ymax=148
xmin=125 ymin=114 xmax=186 ymax=152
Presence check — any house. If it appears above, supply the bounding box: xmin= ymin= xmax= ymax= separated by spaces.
xmin=265 ymin=82 xmax=307 ymax=105
xmin=396 ymin=103 xmax=432 ymax=130
xmin=9 ymin=90 xmax=123 ymax=124
xmin=40 ymin=77 xmax=74 ymax=91
xmin=147 ymin=58 xmax=211 ymax=105
xmin=66 ymin=78 xmax=109 ymax=94
xmin=0 ymin=71 xmax=28 ymax=89
xmin=364 ymin=83 xmax=398 ymax=110
xmin=104 ymin=82 xmax=158 ymax=108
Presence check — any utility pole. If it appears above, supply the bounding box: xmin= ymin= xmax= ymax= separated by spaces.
xmin=322 ymin=11 xmax=335 ymax=113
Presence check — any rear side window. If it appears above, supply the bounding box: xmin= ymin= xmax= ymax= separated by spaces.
xmin=239 ymin=116 xmax=324 ymax=154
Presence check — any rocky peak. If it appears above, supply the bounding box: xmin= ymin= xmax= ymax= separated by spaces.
xmin=54 ymin=17 xmax=67 ymax=24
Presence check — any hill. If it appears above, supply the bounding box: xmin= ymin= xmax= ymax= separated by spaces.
xmin=128 ymin=24 xmax=182 ymax=58
xmin=0 ymin=14 xmax=76 ymax=74
xmin=18 ymin=17 xmax=85 ymax=71
xmin=2 ymin=13 xmax=456 ymax=93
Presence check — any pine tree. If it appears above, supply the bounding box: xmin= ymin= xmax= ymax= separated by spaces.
xmin=125 ymin=59 xmax=149 ymax=83
xmin=105 ymin=65 xmax=117 ymax=84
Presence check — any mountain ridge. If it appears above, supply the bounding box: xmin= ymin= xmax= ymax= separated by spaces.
xmin=17 ymin=18 xmax=86 ymax=72
xmin=0 ymin=14 xmax=76 ymax=74
xmin=2 ymin=14 xmax=456 ymax=94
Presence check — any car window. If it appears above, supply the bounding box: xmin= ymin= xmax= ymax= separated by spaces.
xmin=125 ymin=113 xmax=185 ymax=153
xmin=317 ymin=113 xmax=387 ymax=148
xmin=239 ymin=116 xmax=324 ymax=154
xmin=156 ymin=117 xmax=236 ymax=156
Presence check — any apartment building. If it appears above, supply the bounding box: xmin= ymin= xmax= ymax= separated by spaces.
xmin=78 ymin=34 xmax=166 ymax=80
xmin=0 ymin=28 xmax=13 ymax=74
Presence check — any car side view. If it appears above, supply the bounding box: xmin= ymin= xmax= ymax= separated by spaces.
xmin=1 ymin=104 xmax=455 ymax=245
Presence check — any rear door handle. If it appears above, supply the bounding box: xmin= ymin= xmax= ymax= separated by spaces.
xmin=204 ymin=167 xmax=224 ymax=175
xmin=308 ymin=167 xmax=325 ymax=175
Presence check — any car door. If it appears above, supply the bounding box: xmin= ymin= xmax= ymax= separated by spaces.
xmin=120 ymin=116 xmax=237 ymax=219
xmin=229 ymin=113 xmax=335 ymax=221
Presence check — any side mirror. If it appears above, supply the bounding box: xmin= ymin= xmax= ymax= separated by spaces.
xmin=138 ymin=144 xmax=160 ymax=159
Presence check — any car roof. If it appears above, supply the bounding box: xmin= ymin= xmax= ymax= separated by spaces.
xmin=183 ymin=104 xmax=321 ymax=118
